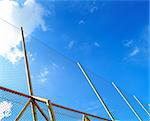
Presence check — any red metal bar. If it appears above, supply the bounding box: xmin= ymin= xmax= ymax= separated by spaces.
xmin=51 ymin=103 xmax=110 ymax=121
xmin=0 ymin=86 xmax=31 ymax=98
xmin=0 ymin=86 xmax=110 ymax=121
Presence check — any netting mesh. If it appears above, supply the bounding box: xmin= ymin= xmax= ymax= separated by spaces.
xmin=82 ymin=66 xmax=150 ymax=121
xmin=0 ymin=87 xmax=108 ymax=121
xmin=0 ymin=89 xmax=28 ymax=120
xmin=53 ymin=105 xmax=82 ymax=121
xmin=0 ymin=15 xmax=149 ymax=121
xmin=0 ymin=19 xmax=28 ymax=94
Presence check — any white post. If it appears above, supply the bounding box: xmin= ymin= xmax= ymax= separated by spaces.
xmin=77 ymin=62 xmax=115 ymax=121
xmin=112 ymin=82 xmax=142 ymax=121
xmin=133 ymin=95 xmax=150 ymax=116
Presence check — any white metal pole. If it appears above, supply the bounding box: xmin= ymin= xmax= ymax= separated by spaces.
xmin=133 ymin=95 xmax=150 ymax=116
xmin=77 ymin=62 xmax=115 ymax=121
xmin=112 ymin=82 xmax=142 ymax=121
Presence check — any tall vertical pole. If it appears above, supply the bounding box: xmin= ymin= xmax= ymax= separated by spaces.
xmin=112 ymin=82 xmax=142 ymax=121
xmin=133 ymin=95 xmax=150 ymax=116
xmin=77 ymin=62 xmax=115 ymax=121
xmin=21 ymin=27 xmax=37 ymax=121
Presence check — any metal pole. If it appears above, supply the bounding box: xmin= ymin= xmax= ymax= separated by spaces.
xmin=82 ymin=115 xmax=91 ymax=121
xmin=33 ymin=101 xmax=49 ymax=121
xmin=112 ymin=82 xmax=142 ymax=121
xmin=15 ymin=99 xmax=32 ymax=121
xmin=77 ymin=62 xmax=115 ymax=121
xmin=133 ymin=95 xmax=150 ymax=116
xmin=21 ymin=27 xmax=37 ymax=121
xmin=46 ymin=100 xmax=56 ymax=121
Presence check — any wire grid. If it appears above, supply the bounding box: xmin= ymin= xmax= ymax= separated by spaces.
xmin=52 ymin=105 xmax=82 ymax=121
xmin=35 ymin=100 xmax=51 ymax=121
xmin=88 ymin=116 xmax=107 ymax=121
xmin=0 ymin=88 xmax=29 ymax=121
xmin=0 ymin=88 xmax=48 ymax=121
xmin=0 ymin=87 xmax=109 ymax=121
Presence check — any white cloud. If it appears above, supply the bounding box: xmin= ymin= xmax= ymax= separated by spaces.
xmin=51 ymin=63 xmax=59 ymax=70
xmin=37 ymin=62 xmax=60 ymax=83
xmin=90 ymin=6 xmax=98 ymax=13
xmin=78 ymin=20 xmax=85 ymax=25
xmin=68 ymin=40 xmax=75 ymax=49
xmin=130 ymin=47 xmax=140 ymax=57
xmin=123 ymin=40 xmax=133 ymax=47
xmin=122 ymin=26 xmax=148 ymax=65
xmin=0 ymin=101 xmax=13 ymax=120
xmin=38 ymin=63 xmax=59 ymax=83
xmin=28 ymin=52 xmax=35 ymax=62
xmin=94 ymin=41 xmax=100 ymax=47
xmin=0 ymin=0 xmax=47 ymax=64
xmin=86 ymin=105 xmax=99 ymax=111
xmin=38 ymin=67 xmax=49 ymax=83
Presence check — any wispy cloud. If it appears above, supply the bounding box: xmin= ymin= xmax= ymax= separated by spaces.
xmin=129 ymin=47 xmax=140 ymax=57
xmin=28 ymin=52 xmax=35 ymax=62
xmin=38 ymin=67 xmax=49 ymax=83
xmin=78 ymin=20 xmax=85 ymax=25
xmin=0 ymin=101 xmax=13 ymax=120
xmin=38 ymin=63 xmax=59 ymax=83
xmin=0 ymin=0 xmax=47 ymax=64
xmin=68 ymin=40 xmax=76 ymax=49
xmin=90 ymin=1 xmax=106 ymax=14
xmin=90 ymin=6 xmax=98 ymax=13
xmin=51 ymin=63 xmax=59 ymax=70
xmin=69 ymin=1 xmax=106 ymax=16
xmin=94 ymin=41 xmax=100 ymax=47
xmin=123 ymin=25 xmax=149 ymax=63
xmin=86 ymin=104 xmax=99 ymax=112
xmin=123 ymin=40 xmax=133 ymax=47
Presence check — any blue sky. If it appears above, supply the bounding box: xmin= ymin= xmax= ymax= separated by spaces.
xmin=0 ymin=0 xmax=149 ymax=121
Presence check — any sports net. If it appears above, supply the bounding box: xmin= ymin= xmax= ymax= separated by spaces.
xmin=0 ymin=86 xmax=109 ymax=121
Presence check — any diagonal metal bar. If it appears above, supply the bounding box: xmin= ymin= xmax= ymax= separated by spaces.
xmin=15 ymin=99 xmax=32 ymax=121
xmin=82 ymin=115 xmax=91 ymax=121
xmin=77 ymin=62 xmax=115 ymax=121
xmin=133 ymin=95 xmax=150 ymax=116
xmin=112 ymin=82 xmax=142 ymax=121
xmin=33 ymin=100 xmax=49 ymax=121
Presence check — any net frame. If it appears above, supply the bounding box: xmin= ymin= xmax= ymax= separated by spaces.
xmin=0 ymin=86 xmax=110 ymax=121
